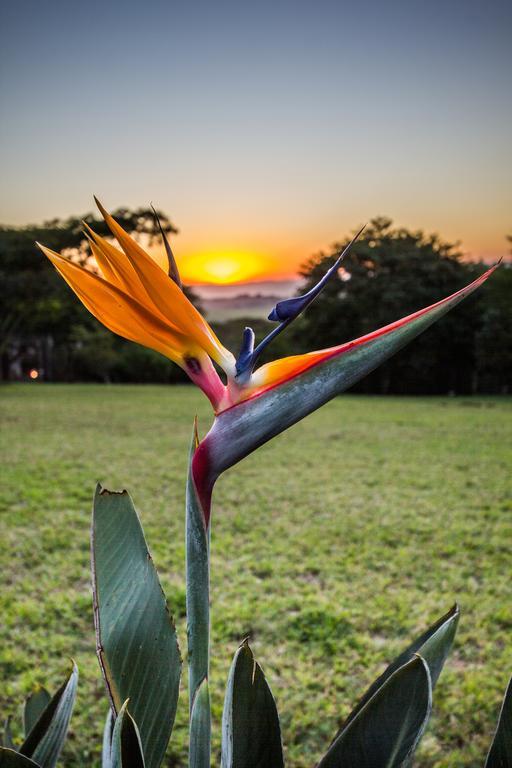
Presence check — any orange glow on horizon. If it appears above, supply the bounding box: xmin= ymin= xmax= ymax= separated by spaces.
xmin=149 ymin=244 xmax=292 ymax=285
xmin=135 ymin=230 xmax=511 ymax=289
xmin=183 ymin=251 xmax=263 ymax=284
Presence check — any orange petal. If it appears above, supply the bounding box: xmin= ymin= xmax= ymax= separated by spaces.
xmin=38 ymin=244 xmax=195 ymax=365
xmin=94 ymin=198 xmax=234 ymax=370
xmin=86 ymin=236 xmax=121 ymax=284
xmin=241 ymin=349 xmax=331 ymax=397
xmin=85 ymin=220 xmax=229 ymax=367
xmin=84 ymin=222 xmax=179 ymax=326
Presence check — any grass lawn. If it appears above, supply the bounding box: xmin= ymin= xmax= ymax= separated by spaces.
xmin=1 ymin=384 xmax=511 ymax=767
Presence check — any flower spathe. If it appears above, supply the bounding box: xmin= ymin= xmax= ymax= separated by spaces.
xmin=192 ymin=260 xmax=499 ymax=522
xmin=39 ymin=198 xmax=499 ymax=525
xmin=38 ymin=199 xmax=235 ymax=409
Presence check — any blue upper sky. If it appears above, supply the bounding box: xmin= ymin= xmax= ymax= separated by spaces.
xmin=1 ymin=0 xmax=510 ymax=280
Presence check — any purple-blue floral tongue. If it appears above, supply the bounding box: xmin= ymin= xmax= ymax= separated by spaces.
xmin=235 ymin=223 xmax=365 ymax=378
xmin=236 ymin=327 xmax=256 ymax=374
xmin=268 ymin=223 xmax=365 ymax=322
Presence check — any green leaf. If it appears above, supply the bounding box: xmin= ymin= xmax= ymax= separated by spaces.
xmin=91 ymin=486 xmax=181 ymax=768
xmin=485 ymin=677 xmax=512 ymax=768
xmin=317 ymin=656 xmax=432 ymax=768
xmin=186 ymin=426 xmax=210 ymax=714
xmin=102 ymin=709 xmax=114 ymax=768
xmin=2 ymin=719 xmax=14 ymax=750
xmin=23 ymin=689 xmax=51 ymax=739
xmin=343 ymin=604 xmax=459 ymax=731
xmin=189 ymin=678 xmax=211 ymax=768
xmin=221 ymin=641 xmax=284 ymax=768
xmin=110 ymin=702 xmax=145 ymax=768
xmin=20 ymin=662 xmax=78 ymax=768
xmin=0 ymin=749 xmax=41 ymax=767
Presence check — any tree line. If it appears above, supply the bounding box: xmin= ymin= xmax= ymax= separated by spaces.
xmin=1 ymin=210 xmax=510 ymax=393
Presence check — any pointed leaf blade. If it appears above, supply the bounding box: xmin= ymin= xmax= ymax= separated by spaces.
xmin=0 ymin=749 xmax=41 ymax=767
xmin=343 ymin=604 xmax=459 ymax=731
xmin=111 ymin=702 xmax=145 ymax=768
xmin=23 ymin=690 xmax=51 ymax=740
xmin=102 ymin=709 xmax=114 ymax=768
xmin=189 ymin=678 xmax=211 ymax=768
xmin=221 ymin=641 xmax=284 ymax=768
xmin=91 ymin=486 xmax=181 ymax=768
xmin=318 ymin=656 xmax=432 ymax=768
xmin=485 ymin=678 xmax=512 ymax=768
xmin=20 ymin=663 xmax=78 ymax=768
xmin=2 ymin=720 xmax=14 ymax=750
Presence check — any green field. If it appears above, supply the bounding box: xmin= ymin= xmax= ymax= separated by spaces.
xmin=1 ymin=384 xmax=511 ymax=767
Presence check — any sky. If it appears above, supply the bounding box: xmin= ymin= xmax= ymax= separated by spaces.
xmin=1 ymin=0 xmax=511 ymax=284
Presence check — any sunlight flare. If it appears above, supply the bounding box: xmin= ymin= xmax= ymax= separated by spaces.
xmin=181 ymin=251 xmax=265 ymax=285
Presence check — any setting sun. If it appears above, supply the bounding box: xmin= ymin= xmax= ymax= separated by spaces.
xmin=201 ymin=256 xmax=245 ymax=283
xmin=178 ymin=250 xmax=271 ymax=285
xmin=147 ymin=241 xmax=289 ymax=285
xmin=187 ymin=252 xmax=263 ymax=284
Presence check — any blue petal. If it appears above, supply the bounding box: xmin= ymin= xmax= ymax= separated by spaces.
xmin=268 ymin=224 xmax=365 ymax=323
xmin=235 ymin=327 xmax=256 ymax=377
xmin=235 ymin=224 xmax=366 ymax=380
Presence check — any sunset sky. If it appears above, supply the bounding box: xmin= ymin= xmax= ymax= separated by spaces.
xmin=1 ymin=0 xmax=511 ymax=285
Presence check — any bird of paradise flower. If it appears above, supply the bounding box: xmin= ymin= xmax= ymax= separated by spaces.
xmin=38 ymin=198 xmax=498 ymax=515
xmin=38 ymin=198 xmax=499 ymax=764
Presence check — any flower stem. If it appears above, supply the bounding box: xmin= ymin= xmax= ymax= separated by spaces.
xmin=186 ymin=428 xmax=211 ymax=766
